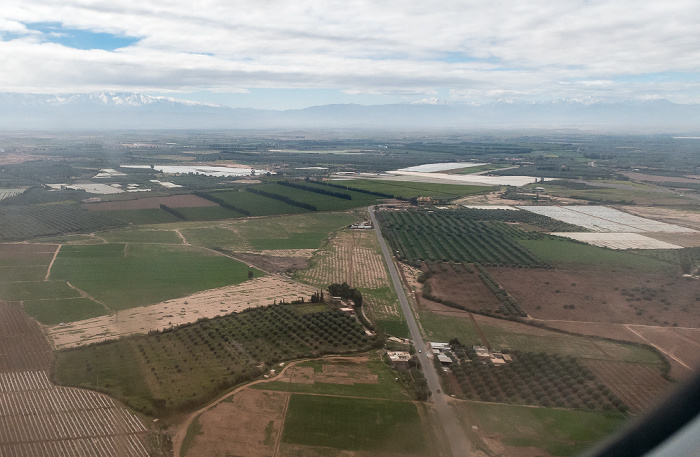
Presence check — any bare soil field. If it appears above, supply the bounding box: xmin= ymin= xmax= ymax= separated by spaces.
xmin=620 ymin=206 xmax=700 ymax=231
xmin=487 ymin=267 xmax=700 ymax=327
xmin=0 ymin=243 xmax=58 ymax=260
xmin=280 ymin=358 xmax=379 ymax=386
xmin=233 ymin=251 xmax=310 ymax=274
xmin=426 ymin=265 xmax=508 ymax=314
xmin=583 ymin=360 xmax=671 ymax=413
xmin=83 ymin=194 xmax=218 ymax=211
xmin=184 ymin=389 xmax=289 ymax=457
xmin=0 ymin=302 xmax=148 ymax=457
xmin=47 ymin=275 xmax=318 ymax=348
xmin=644 ymin=232 xmax=700 ymax=248
xmin=0 ymin=301 xmax=51 ymax=372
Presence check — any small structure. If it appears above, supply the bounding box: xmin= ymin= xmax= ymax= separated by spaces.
xmin=350 ymin=221 xmax=373 ymax=229
xmin=339 ymin=307 xmax=355 ymax=315
xmin=473 ymin=346 xmax=491 ymax=360
xmin=430 ymin=342 xmax=450 ymax=351
xmin=387 ymin=351 xmax=411 ymax=369
xmin=437 ymin=354 xmax=453 ymax=365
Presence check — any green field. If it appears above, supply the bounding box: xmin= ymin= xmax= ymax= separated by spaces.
xmin=23 ymin=297 xmax=108 ymax=325
xmin=55 ymin=304 xmax=377 ymax=416
xmin=255 ymin=358 xmax=410 ymax=400
xmin=455 ymin=401 xmax=627 ymax=456
xmin=256 ymin=182 xmax=379 ymax=211
xmin=98 ymin=208 xmax=180 ymax=225
xmin=0 ymin=265 xmax=49 ymax=282
xmin=100 ymin=228 xmax=184 ymax=244
xmin=418 ymin=309 xmax=662 ymax=364
xmin=328 ymin=179 xmax=493 ymax=200
xmin=49 ymin=243 xmax=261 ymax=310
xmin=175 ymin=206 xmax=242 ymax=221
xmin=519 ymin=238 xmax=675 ymax=272
xmin=0 ymin=280 xmax=80 ymax=301
xmin=281 ymin=394 xmax=426 ymax=453
xmin=209 ymin=190 xmax=310 ymax=216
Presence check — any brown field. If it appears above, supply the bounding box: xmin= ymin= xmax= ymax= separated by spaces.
xmin=583 ymin=360 xmax=671 ymax=413
xmin=487 ymin=267 xmax=700 ymax=327
xmin=620 ymin=205 xmax=700 ymax=231
xmin=0 ymin=243 xmax=58 ymax=260
xmin=0 ymin=301 xmax=51 ymax=372
xmin=83 ymin=194 xmax=218 ymax=211
xmin=184 ymin=389 xmax=289 ymax=457
xmin=425 ymin=263 xmax=501 ymax=313
xmin=280 ymin=358 xmax=379 ymax=386
xmin=47 ymin=275 xmax=318 ymax=349
xmin=0 ymin=301 xmax=148 ymax=457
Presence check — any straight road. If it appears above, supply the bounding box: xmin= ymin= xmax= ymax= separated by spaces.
xmin=369 ymin=206 xmax=471 ymax=457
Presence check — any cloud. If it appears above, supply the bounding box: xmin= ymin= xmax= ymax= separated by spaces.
xmin=1 ymin=0 xmax=700 ymax=105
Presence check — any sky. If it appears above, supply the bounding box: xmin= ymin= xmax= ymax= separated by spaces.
xmin=1 ymin=0 xmax=699 ymax=110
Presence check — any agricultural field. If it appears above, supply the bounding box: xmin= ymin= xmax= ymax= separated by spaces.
xmin=0 ymin=188 xmax=25 ymax=201
xmin=281 ymin=395 xmax=426 ymax=453
xmin=488 ymin=267 xmax=700 ymax=327
xmin=255 ymin=182 xmax=380 ymax=211
xmin=0 ymin=204 xmax=126 ymax=241
xmin=326 ymin=178 xmax=492 ymax=200
xmin=207 ymin=189 xmax=310 ymax=216
xmin=0 ymin=301 xmax=148 ymax=457
xmin=520 ymin=205 xmax=697 ymax=233
xmin=182 ymin=356 xmax=442 ymax=457
xmin=48 ymin=275 xmax=318 ymax=348
xmin=55 ymin=303 xmax=378 ymax=416
xmin=96 ymin=208 xmax=181 ymax=225
xmin=448 ymin=345 xmax=628 ymax=412
xmin=378 ymin=209 xmax=547 ymax=267
xmin=550 ymin=232 xmax=684 ymax=250
xmin=83 ymin=194 xmax=219 ymax=211
xmin=454 ymin=401 xmax=627 ymax=457
xmin=49 ymin=243 xmax=261 ymax=311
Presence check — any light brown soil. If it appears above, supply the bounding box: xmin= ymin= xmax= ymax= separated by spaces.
xmin=83 ymin=194 xmax=218 ymax=210
xmin=583 ymin=360 xmax=671 ymax=413
xmin=232 ymin=252 xmax=310 ymax=275
xmin=0 ymin=243 xmax=58 ymax=260
xmin=47 ymin=275 xmax=318 ymax=349
xmin=487 ymin=267 xmax=700 ymax=327
xmin=279 ymin=358 xmax=379 ymax=385
xmin=620 ymin=205 xmax=700 ymax=231
xmin=185 ymin=389 xmax=289 ymax=457
xmin=622 ymin=172 xmax=700 ymax=184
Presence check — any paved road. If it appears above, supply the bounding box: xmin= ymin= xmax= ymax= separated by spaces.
xmin=369 ymin=206 xmax=471 ymax=457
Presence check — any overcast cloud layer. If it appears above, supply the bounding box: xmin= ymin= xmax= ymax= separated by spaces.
xmin=1 ymin=0 xmax=699 ymax=107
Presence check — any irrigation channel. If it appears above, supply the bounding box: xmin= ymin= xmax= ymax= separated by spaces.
xmin=369 ymin=206 xmax=471 ymax=457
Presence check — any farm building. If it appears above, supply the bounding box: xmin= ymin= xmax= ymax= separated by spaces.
xmin=473 ymin=346 xmax=491 ymax=360
xmin=387 ymin=351 xmax=411 ymax=369
xmin=430 ymin=342 xmax=449 ymax=352
xmin=350 ymin=221 xmax=373 ymax=229
xmin=437 ymin=354 xmax=453 ymax=365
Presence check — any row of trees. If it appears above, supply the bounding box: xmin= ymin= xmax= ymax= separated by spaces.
xmin=194 ymin=191 xmax=251 ymax=216
xmin=278 ymin=180 xmax=352 ymax=200
xmin=246 ymin=187 xmax=317 ymax=211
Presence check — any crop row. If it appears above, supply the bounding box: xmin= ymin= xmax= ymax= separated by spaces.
xmin=448 ymin=344 xmax=628 ymax=412
xmin=56 ymin=303 xmax=379 ymax=416
xmin=473 ymin=264 xmax=527 ymax=317
xmin=378 ymin=210 xmax=547 ymax=267
xmin=0 ymin=205 xmax=126 ymax=241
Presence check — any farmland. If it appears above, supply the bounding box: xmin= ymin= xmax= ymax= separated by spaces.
xmin=323 ymin=178 xmax=492 ymax=200
xmin=0 ymin=301 xmax=148 ymax=457
xmin=448 ymin=345 xmax=628 ymax=412
xmin=55 ymin=303 xmax=378 ymax=415
xmin=378 ymin=209 xmax=547 ymax=267
xmin=49 ymin=243 xmax=260 ymax=311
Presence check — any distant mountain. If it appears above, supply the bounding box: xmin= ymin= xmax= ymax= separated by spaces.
xmin=0 ymin=92 xmax=698 ymax=132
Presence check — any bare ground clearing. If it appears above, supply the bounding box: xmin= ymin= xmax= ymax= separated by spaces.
xmin=184 ymin=389 xmax=289 ymax=457
xmin=426 ymin=264 xmax=502 ymax=314
xmin=280 ymin=358 xmax=379 ymax=386
xmin=488 ymin=267 xmax=700 ymax=327
xmin=47 ymin=275 xmax=318 ymax=349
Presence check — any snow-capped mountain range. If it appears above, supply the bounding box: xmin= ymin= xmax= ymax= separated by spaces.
xmin=1 ymin=92 xmax=698 ymax=132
